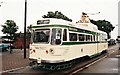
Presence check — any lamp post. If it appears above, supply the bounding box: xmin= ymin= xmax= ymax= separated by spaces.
xmin=115 ymin=24 xmax=120 ymax=50
xmin=24 ymin=0 xmax=27 ymax=58
xmin=113 ymin=24 xmax=120 ymax=50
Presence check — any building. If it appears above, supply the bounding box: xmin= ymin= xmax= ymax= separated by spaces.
xmin=13 ymin=33 xmax=30 ymax=49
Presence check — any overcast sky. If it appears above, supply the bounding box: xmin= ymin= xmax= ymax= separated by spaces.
xmin=0 ymin=0 xmax=119 ymax=39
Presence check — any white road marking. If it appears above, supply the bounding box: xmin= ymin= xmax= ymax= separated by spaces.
xmin=0 ymin=53 xmax=2 ymax=56
xmin=116 ymin=55 xmax=120 ymax=58
xmin=70 ymin=55 xmax=107 ymax=75
xmin=1 ymin=66 xmax=29 ymax=73
xmin=112 ymin=68 xmax=118 ymax=71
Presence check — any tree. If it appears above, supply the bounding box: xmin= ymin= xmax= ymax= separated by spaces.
xmin=42 ymin=11 xmax=72 ymax=22
xmin=2 ymin=20 xmax=18 ymax=40
xmin=90 ymin=19 xmax=114 ymax=39
xmin=1 ymin=20 xmax=18 ymax=53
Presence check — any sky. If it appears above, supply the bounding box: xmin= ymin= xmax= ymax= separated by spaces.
xmin=0 ymin=0 xmax=119 ymax=39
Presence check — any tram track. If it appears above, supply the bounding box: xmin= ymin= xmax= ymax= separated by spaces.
xmin=41 ymin=53 xmax=107 ymax=75
xmin=69 ymin=54 xmax=107 ymax=75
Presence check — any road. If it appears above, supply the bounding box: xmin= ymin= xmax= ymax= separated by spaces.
xmin=75 ymin=44 xmax=119 ymax=74
xmin=0 ymin=52 xmax=2 ymax=74
xmin=2 ymin=44 xmax=120 ymax=75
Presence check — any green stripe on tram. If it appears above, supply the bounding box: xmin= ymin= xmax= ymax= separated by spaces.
xmin=32 ymin=24 xmax=96 ymax=35
xmin=62 ymin=41 xmax=107 ymax=45
xmin=69 ymin=30 xmax=96 ymax=35
xmin=32 ymin=24 xmax=69 ymax=28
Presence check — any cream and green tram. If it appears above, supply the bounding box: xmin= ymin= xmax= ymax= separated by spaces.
xmin=29 ymin=18 xmax=108 ymax=70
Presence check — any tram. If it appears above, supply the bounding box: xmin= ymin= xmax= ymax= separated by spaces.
xmin=29 ymin=13 xmax=108 ymax=70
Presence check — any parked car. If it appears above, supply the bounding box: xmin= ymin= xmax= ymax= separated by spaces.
xmin=0 ymin=43 xmax=9 ymax=52
xmin=108 ymin=39 xmax=116 ymax=46
xmin=116 ymin=38 xmax=120 ymax=43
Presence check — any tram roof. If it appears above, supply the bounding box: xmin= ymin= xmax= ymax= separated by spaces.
xmin=97 ymin=30 xmax=107 ymax=35
xmin=32 ymin=18 xmax=99 ymax=32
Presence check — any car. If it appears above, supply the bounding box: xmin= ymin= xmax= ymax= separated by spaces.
xmin=0 ymin=43 xmax=9 ymax=52
xmin=108 ymin=39 xmax=116 ymax=46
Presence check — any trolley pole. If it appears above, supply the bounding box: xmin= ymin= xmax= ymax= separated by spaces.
xmin=24 ymin=0 xmax=27 ymax=58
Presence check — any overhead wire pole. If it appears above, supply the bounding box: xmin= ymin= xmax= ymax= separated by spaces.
xmin=83 ymin=12 xmax=100 ymax=15
xmin=24 ymin=0 xmax=27 ymax=58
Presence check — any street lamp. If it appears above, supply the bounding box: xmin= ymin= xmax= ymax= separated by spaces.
xmin=0 ymin=2 xmax=3 ymax=7
xmin=24 ymin=0 xmax=27 ymax=58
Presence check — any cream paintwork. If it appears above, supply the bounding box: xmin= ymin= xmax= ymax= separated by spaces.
xmin=29 ymin=18 xmax=108 ymax=64
xmin=97 ymin=43 xmax=108 ymax=53
xmin=29 ymin=43 xmax=107 ymax=63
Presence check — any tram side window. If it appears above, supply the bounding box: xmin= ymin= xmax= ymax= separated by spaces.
xmin=99 ymin=33 xmax=103 ymax=41
xmin=93 ymin=35 xmax=96 ymax=41
xmin=78 ymin=34 xmax=85 ymax=41
xmin=86 ymin=35 xmax=91 ymax=41
xmin=63 ymin=29 xmax=67 ymax=41
xmin=69 ymin=33 xmax=77 ymax=41
xmin=102 ymin=34 xmax=107 ymax=41
xmin=91 ymin=35 xmax=93 ymax=41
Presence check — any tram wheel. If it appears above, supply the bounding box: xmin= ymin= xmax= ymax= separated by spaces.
xmin=50 ymin=66 xmax=56 ymax=70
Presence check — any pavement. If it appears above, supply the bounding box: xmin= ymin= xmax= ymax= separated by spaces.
xmin=1 ymin=49 xmax=29 ymax=73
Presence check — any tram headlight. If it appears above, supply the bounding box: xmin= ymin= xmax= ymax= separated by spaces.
xmin=29 ymin=49 xmax=32 ymax=51
xmin=30 ymin=49 xmax=36 ymax=54
xmin=49 ymin=48 xmax=54 ymax=54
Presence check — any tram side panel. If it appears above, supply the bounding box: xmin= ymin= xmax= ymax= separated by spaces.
xmin=63 ymin=45 xmax=84 ymax=61
xmin=97 ymin=43 xmax=108 ymax=53
xmin=79 ymin=43 xmax=97 ymax=57
xmin=63 ymin=43 xmax=97 ymax=61
xmin=83 ymin=43 xmax=98 ymax=56
xmin=97 ymin=33 xmax=108 ymax=53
